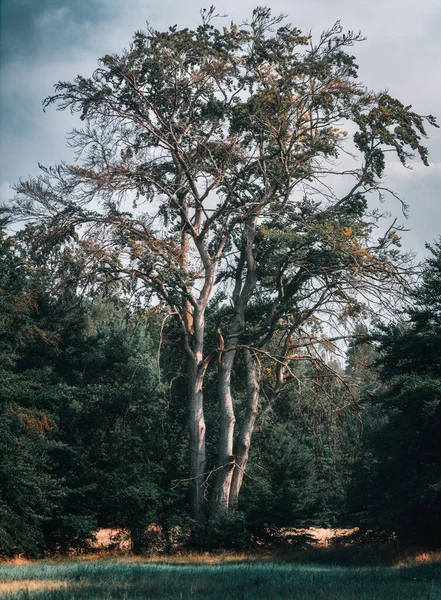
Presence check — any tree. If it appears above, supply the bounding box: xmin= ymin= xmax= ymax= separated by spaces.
xmin=0 ymin=219 xmax=62 ymax=556
xmin=241 ymin=361 xmax=361 ymax=537
xmin=0 ymin=220 xmax=187 ymax=555
xmin=8 ymin=7 xmax=437 ymax=525
xmin=55 ymin=306 xmax=186 ymax=554
xmin=349 ymin=239 xmax=441 ymax=546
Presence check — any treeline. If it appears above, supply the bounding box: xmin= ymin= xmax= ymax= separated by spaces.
xmin=1 ymin=220 xmax=440 ymax=556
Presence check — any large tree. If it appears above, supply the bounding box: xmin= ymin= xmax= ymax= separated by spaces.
xmin=9 ymin=7 xmax=437 ymax=524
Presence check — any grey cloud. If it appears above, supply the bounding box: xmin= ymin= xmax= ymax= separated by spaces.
xmin=1 ymin=0 xmax=440 ymax=252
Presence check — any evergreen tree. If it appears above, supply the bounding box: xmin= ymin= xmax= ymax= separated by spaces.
xmin=350 ymin=240 xmax=441 ymax=546
xmin=0 ymin=220 xmax=60 ymax=556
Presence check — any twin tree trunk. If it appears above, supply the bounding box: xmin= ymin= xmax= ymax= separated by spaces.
xmin=187 ymin=216 xmax=261 ymax=522
xmin=207 ymin=346 xmax=260 ymax=518
xmin=188 ymin=342 xmax=260 ymax=522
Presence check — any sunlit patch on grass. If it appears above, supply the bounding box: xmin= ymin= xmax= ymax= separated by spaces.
xmin=0 ymin=579 xmax=68 ymax=593
xmin=396 ymin=551 xmax=441 ymax=567
xmin=141 ymin=550 xmax=275 ymax=564
xmin=1 ymin=550 xmax=275 ymax=567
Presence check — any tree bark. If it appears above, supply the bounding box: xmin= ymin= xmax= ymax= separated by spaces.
xmin=179 ymin=214 xmax=207 ymax=522
xmin=187 ymin=303 xmax=208 ymax=523
xmin=211 ymin=216 xmax=258 ymax=515
xmin=230 ymin=344 xmax=287 ymax=511
xmin=210 ymin=338 xmax=237 ymax=515
xmin=188 ymin=351 xmax=207 ymax=522
xmin=229 ymin=347 xmax=260 ymax=512
xmin=184 ymin=205 xmax=213 ymax=524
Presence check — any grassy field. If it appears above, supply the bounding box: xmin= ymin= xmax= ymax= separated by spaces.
xmin=1 ymin=557 xmax=441 ymax=599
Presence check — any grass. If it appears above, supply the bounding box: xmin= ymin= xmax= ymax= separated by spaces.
xmin=1 ymin=556 xmax=441 ymax=599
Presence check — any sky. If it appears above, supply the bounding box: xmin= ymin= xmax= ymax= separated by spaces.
xmin=1 ymin=0 xmax=440 ymax=256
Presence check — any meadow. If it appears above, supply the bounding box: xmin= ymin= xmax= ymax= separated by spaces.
xmin=1 ymin=556 xmax=441 ymax=599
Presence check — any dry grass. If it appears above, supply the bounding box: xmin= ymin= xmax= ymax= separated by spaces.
xmin=1 ymin=549 xmax=275 ymax=567
xmin=89 ymin=528 xmax=131 ymax=552
xmin=2 ymin=528 xmax=441 ymax=570
xmin=395 ymin=550 xmax=441 ymax=567
xmin=4 ymin=548 xmax=441 ymax=569
xmin=88 ymin=527 xmax=359 ymax=552
xmin=285 ymin=527 xmax=359 ymax=547
xmin=142 ymin=550 xmax=276 ymax=564
xmin=0 ymin=580 xmax=68 ymax=593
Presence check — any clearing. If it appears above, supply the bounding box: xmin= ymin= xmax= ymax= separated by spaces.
xmin=0 ymin=557 xmax=440 ymax=599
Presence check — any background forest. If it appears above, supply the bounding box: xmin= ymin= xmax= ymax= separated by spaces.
xmin=1 ymin=8 xmax=440 ymax=558
xmin=1 ymin=216 xmax=441 ymax=556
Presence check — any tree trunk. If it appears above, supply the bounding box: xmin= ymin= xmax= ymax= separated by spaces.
xmin=188 ymin=307 xmax=207 ymax=523
xmin=211 ymin=345 xmax=237 ymax=515
xmin=211 ymin=216 xmax=258 ymax=516
xmin=188 ymin=356 xmax=206 ymax=522
xmin=229 ymin=347 xmax=260 ymax=512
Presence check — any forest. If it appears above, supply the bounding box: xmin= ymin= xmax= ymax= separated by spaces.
xmin=1 ymin=7 xmax=440 ymax=560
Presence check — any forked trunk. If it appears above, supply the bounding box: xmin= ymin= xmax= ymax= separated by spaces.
xmin=211 ymin=216 xmax=259 ymax=516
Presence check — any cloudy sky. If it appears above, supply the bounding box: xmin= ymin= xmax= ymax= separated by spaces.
xmin=1 ymin=0 xmax=440 ymax=255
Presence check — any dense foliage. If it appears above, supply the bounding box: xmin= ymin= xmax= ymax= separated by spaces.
xmin=349 ymin=241 xmax=441 ymax=546
xmin=0 ymin=222 xmax=189 ymax=555
xmin=2 ymin=226 xmax=441 ymax=555
xmin=0 ymin=221 xmax=359 ymax=555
